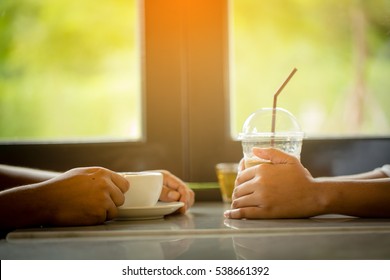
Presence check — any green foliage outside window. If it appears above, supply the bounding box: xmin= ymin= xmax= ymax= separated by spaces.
xmin=231 ymin=0 xmax=390 ymax=137
xmin=0 ymin=0 xmax=140 ymax=141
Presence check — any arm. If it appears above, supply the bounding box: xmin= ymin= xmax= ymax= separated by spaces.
xmin=0 ymin=167 xmax=129 ymax=230
xmin=1 ymin=163 xmax=193 ymax=216
xmin=318 ymin=166 xmax=389 ymax=181
xmin=0 ymin=164 xmax=60 ymax=190
xmin=315 ymin=177 xmax=390 ymax=218
xmin=225 ymin=148 xmax=390 ymax=219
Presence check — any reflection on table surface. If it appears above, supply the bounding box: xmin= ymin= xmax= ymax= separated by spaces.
xmin=1 ymin=202 xmax=390 ymax=260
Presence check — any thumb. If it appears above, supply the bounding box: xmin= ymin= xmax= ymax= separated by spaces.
xmin=253 ymin=148 xmax=298 ymax=164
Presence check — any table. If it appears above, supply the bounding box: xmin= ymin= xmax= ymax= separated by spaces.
xmin=1 ymin=202 xmax=390 ymax=260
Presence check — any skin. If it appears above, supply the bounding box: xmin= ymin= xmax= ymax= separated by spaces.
xmin=156 ymin=169 xmax=195 ymax=214
xmin=0 ymin=165 xmax=194 ymax=230
xmin=224 ymin=148 xmax=390 ymax=219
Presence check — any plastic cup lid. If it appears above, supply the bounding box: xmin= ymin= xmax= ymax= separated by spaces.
xmin=238 ymin=107 xmax=304 ymax=140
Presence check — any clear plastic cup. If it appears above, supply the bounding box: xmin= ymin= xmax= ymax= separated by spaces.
xmin=238 ymin=107 xmax=304 ymax=168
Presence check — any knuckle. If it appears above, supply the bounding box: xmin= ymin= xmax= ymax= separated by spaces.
xmin=94 ymin=166 xmax=109 ymax=175
xmin=255 ymin=163 xmax=269 ymax=173
xmin=253 ymin=176 xmax=264 ymax=186
xmin=235 ymin=174 xmax=244 ymax=185
xmin=231 ymin=199 xmax=240 ymax=209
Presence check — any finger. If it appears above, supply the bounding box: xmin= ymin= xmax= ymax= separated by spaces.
xmin=110 ymin=172 xmax=130 ymax=193
xmin=89 ymin=167 xmax=129 ymax=193
xmin=253 ymin=148 xmax=298 ymax=164
xmin=179 ymin=187 xmax=195 ymax=213
xmin=158 ymin=170 xmax=195 ymax=212
xmin=107 ymin=181 xmax=126 ymax=206
xmin=235 ymin=167 xmax=256 ymax=186
xmin=234 ymin=166 xmax=261 ymax=196
xmin=231 ymin=190 xmax=262 ymax=209
xmin=105 ymin=201 xmax=119 ymax=221
xmin=90 ymin=194 xmax=119 ymax=222
xmin=232 ymin=180 xmax=256 ymax=200
xmin=238 ymin=158 xmax=245 ymax=172
xmin=160 ymin=185 xmax=181 ymax=202
xmin=187 ymin=188 xmax=195 ymax=207
xmin=162 ymin=171 xmax=186 ymax=192
xmin=159 ymin=184 xmax=192 ymax=214
xmin=173 ymin=185 xmax=194 ymax=213
xmin=158 ymin=171 xmax=185 ymax=196
xmin=224 ymin=207 xmax=265 ymax=219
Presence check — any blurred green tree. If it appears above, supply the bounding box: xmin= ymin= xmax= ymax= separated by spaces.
xmin=0 ymin=0 xmax=140 ymax=140
xmin=231 ymin=0 xmax=390 ymax=136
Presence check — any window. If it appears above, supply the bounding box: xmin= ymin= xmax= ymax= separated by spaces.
xmin=230 ymin=0 xmax=390 ymax=137
xmin=0 ymin=0 xmax=141 ymax=141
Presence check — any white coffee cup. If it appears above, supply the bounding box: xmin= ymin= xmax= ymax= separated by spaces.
xmin=120 ymin=172 xmax=163 ymax=208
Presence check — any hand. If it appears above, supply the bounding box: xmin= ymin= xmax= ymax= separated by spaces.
xmin=37 ymin=167 xmax=129 ymax=226
xmin=157 ymin=170 xmax=195 ymax=214
xmin=224 ymin=148 xmax=322 ymax=219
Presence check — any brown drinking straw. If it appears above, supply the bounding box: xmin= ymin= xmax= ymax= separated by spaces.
xmin=271 ymin=68 xmax=298 ymax=145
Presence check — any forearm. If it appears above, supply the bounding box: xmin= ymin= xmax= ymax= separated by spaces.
xmin=317 ymin=178 xmax=390 ymax=218
xmin=0 ymin=164 xmax=60 ymax=190
xmin=318 ymin=165 xmax=390 ymax=181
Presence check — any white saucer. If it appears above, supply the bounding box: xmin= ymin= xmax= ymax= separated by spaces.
xmin=116 ymin=202 xmax=185 ymax=220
